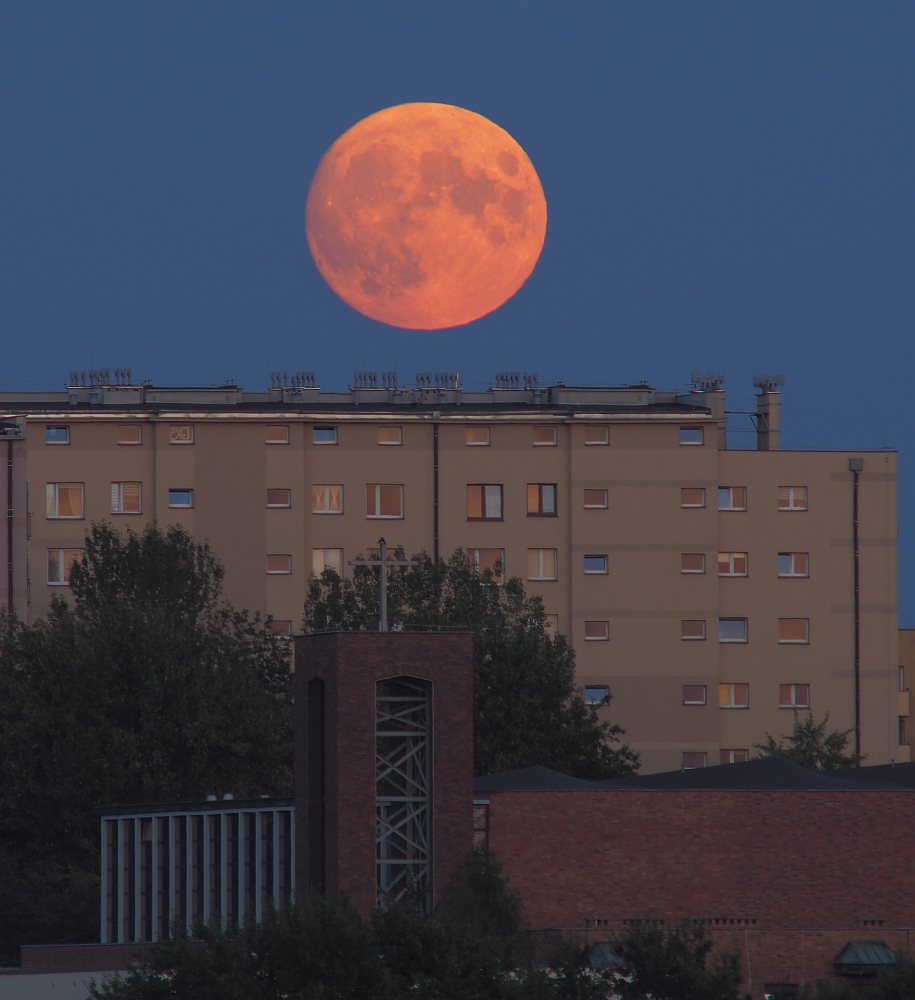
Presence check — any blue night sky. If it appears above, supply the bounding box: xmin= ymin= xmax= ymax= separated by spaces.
xmin=2 ymin=3 xmax=913 ymax=619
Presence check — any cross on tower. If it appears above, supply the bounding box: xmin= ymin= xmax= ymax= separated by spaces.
xmin=349 ymin=537 xmax=418 ymax=632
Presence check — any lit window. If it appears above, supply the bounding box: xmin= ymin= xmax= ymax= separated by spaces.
xmin=168 ymin=489 xmax=193 ymax=508
xmin=583 ymin=489 xmax=608 ymax=509
xmin=527 ymin=548 xmax=558 ymax=581
xmin=312 ymin=548 xmax=344 ymax=575
xmin=680 ymin=427 xmax=703 ymax=446
xmin=718 ymin=552 xmax=748 ymax=577
xmin=110 ymin=482 xmax=141 ymax=514
xmin=682 ymin=752 xmax=707 ymax=769
xmin=465 ymin=427 xmax=490 ymax=446
xmin=779 ymin=683 xmax=810 ymax=709
xmin=367 ymin=484 xmax=403 ymax=518
xmin=47 ymin=548 xmax=83 ymax=585
xmin=584 ymin=621 xmax=609 ymax=641
xmin=266 ymin=554 xmax=292 ymax=575
xmin=468 ymin=548 xmax=504 ymax=582
xmin=117 ymin=424 xmax=142 ymax=445
xmin=267 ymin=620 xmax=292 ymax=637
xmin=720 ymin=749 xmax=749 ymax=764
xmin=527 ymin=484 xmax=557 ymax=516
xmin=377 ymin=426 xmax=402 ymax=445
xmin=719 ymin=683 xmax=749 ymax=708
xmin=313 ymin=425 xmax=337 ymax=445
xmin=682 ymin=685 xmax=707 ymax=705
xmin=265 ymin=425 xmax=290 ymax=444
xmin=584 ymin=426 xmax=609 ymax=446
xmin=778 ymin=552 xmax=809 ymax=577
xmin=719 ymin=618 xmax=748 ymax=643
xmin=466 ymin=484 xmax=503 ymax=520
xmin=681 ymin=620 xmax=707 ymax=640
xmin=46 ymin=426 xmax=69 ymax=445
xmin=778 ymin=618 xmax=809 ymax=644
xmin=544 ymin=614 xmax=559 ymax=639
xmin=267 ymin=489 xmax=292 ymax=508
xmin=778 ymin=486 xmax=808 ymax=511
xmin=583 ymin=554 xmax=608 ymax=574
xmin=533 ymin=426 xmax=557 ymax=446
xmin=681 ymin=553 xmax=706 ymax=574
xmin=584 ymin=686 xmax=608 ymax=705
xmin=718 ymin=487 xmax=747 ymax=511
xmin=680 ymin=488 xmax=706 ymax=508
xmin=46 ymin=483 xmax=84 ymax=519
xmin=169 ymin=424 xmax=194 ymax=445
xmin=312 ymin=485 xmax=343 ymax=514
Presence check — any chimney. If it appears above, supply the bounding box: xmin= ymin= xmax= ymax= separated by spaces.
xmin=753 ymin=374 xmax=784 ymax=451
xmin=689 ymin=373 xmax=727 ymax=449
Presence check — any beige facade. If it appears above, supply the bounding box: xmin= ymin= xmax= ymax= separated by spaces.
xmin=0 ymin=375 xmax=901 ymax=773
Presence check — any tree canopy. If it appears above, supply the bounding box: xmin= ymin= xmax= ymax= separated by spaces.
xmin=304 ymin=547 xmax=638 ymax=779
xmin=754 ymin=712 xmax=861 ymax=771
xmin=0 ymin=522 xmax=293 ymax=963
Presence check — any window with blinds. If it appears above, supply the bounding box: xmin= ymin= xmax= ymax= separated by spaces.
xmin=312 ymin=485 xmax=343 ymax=514
xmin=111 ymin=482 xmax=142 ymax=514
xmin=778 ymin=486 xmax=808 ymax=511
xmin=46 ymin=483 xmax=84 ymax=519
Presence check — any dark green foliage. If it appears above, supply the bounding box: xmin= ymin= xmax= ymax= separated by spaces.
xmin=304 ymin=548 xmax=639 ymax=779
xmin=754 ymin=712 xmax=862 ymax=770
xmin=610 ymin=922 xmax=744 ymax=1000
xmin=797 ymin=952 xmax=915 ymax=1000
xmin=0 ymin=523 xmax=293 ymax=963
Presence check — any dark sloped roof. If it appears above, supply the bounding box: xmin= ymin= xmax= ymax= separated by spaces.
xmin=828 ymin=760 xmax=915 ymax=789
xmin=473 ymin=757 xmax=911 ymax=794
xmin=834 ymin=941 xmax=896 ymax=969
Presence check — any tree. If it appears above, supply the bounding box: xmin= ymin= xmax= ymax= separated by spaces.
xmin=754 ymin=712 xmax=862 ymax=771
xmin=0 ymin=523 xmax=293 ymax=963
xmin=304 ymin=548 xmax=639 ymax=779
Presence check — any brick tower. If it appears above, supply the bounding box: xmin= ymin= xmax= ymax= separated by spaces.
xmin=294 ymin=632 xmax=474 ymax=915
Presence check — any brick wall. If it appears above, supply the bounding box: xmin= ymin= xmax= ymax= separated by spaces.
xmin=20 ymin=943 xmax=150 ymax=970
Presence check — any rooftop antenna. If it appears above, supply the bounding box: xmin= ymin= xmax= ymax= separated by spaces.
xmin=690 ymin=371 xmax=725 ymax=392
xmin=753 ymin=373 xmax=785 ymax=393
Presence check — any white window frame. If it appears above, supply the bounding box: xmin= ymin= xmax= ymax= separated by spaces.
xmin=467 ymin=484 xmax=503 ymax=521
xmin=778 ymin=618 xmax=810 ymax=644
xmin=312 ymin=484 xmax=343 ymax=515
xmin=533 ymin=426 xmax=557 ymax=446
xmin=584 ymin=621 xmax=610 ymax=641
xmin=719 ymin=618 xmax=748 ymax=643
xmin=681 ymin=620 xmax=707 ymax=641
xmin=167 ymin=488 xmax=194 ymax=509
xmin=110 ymin=481 xmax=142 ymax=514
xmin=682 ymin=685 xmax=707 ymax=706
xmin=583 ymin=489 xmax=608 ymax=509
xmin=312 ymin=425 xmax=338 ymax=445
xmin=718 ymin=486 xmax=747 ymax=511
xmin=679 ymin=427 xmax=704 ymax=446
xmin=584 ymin=686 xmax=608 ymax=705
xmin=719 ymin=682 xmax=750 ymax=709
xmin=681 ymin=752 xmax=708 ymax=769
xmin=680 ymin=488 xmax=706 ymax=508
xmin=778 ymin=486 xmax=808 ymax=511
xmin=46 ymin=482 xmax=85 ymax=519
xmin=527 ymin=548 xmax=558 ymax=581
xmin=47 ymin=548 xmax=83 ymax=585
xmin=465 ymin=426 xmax=490 ymax=446
xmin=720 ymin=749 xmax=749 ymax=764
xmin=312 ymin=548 xmax=344 ymax=576
xmin=267 ymin=489 xmax=292 ymax=509
xmin=377 ymin=426 xmax=402 ymax=446
xmin=45 ymin=425 xmax=70 ymax=445
xmin=778 ymin=552 xmax=809 ymax=578
xmin=583 ymin=554 xmax=608 ymax=575
xmin=681 ymin=553 xmax=706 ymax=574
xmin=266 ymin=554 xmax=292 ymax=575
xmin=117 ymin=424 xmax=142 ymax=445
xmin=780 ymin=683 xmax=811 ymax=709
xmin=265 ymin=425 xmax=290 ymax=445
xmin=367 ymin=484 xmax=404 ymax=519
xmin=468 ymin=548 xmax=505 ymax=582
xmin=583 ymin=426 xmax=609 ymax=446
xmin=718 ymin=552 xmax=748 ymax=577
xmin=169 ymin=424 xmax=194 ymax=445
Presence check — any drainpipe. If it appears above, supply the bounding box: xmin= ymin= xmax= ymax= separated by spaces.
xmin=849 ymin=457 xmax=864 ymax=762
xmin=433 ymin=421 xmax=440 ymax=562
xmin=7 ymin=437 xmax=13 ymax=611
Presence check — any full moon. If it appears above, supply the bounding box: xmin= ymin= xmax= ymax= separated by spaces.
xmin=305 ymin=103 xmax=547 ymax=330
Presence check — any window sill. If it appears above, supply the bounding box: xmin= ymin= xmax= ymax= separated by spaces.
xmin=47 ymin=516 xmax=85 ymax=520
xmin=367 ymin=515 xmax=404 ymax=520
xmin=467 ymin=517 xmax=504 ymax=522
xmin=719 ymin=705 xmax=750 ymax=710
xmin=526 ymin=513 xmax=558 ymax=518
xmin=778 ymin=641 xmax=809 ymax=645
xmin=312 ymin=510 xmax=343 ymax=515
xmin=167 ymin=505 xmax=194 ymax=510
xmin=527 ymin=577 xmax=558 ymax=583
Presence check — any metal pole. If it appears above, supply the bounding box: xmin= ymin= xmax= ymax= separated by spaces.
xmin=378 ymin=537 xmax=387 ymax=632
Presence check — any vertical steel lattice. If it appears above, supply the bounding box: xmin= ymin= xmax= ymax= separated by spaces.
xmin=375 ymin=677 xmax=431 ymax=909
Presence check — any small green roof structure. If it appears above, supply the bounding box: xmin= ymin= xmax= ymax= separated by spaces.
xmin=833 ymin=941 xmax=896 ymax=976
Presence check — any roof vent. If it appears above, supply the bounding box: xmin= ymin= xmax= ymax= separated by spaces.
xmin=494 ymin=371 xmax=520 ymax=390
xmin=353 ymin=371 xmax=378 ymax=389
xmin=690 ymin=371 xmax=725 ymax=392
xmin=753 ymin=373 xmax=785 ymax=393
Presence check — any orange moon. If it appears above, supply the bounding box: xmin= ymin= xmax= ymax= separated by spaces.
xmin=305 ymin=103 xmax=547 ymax=330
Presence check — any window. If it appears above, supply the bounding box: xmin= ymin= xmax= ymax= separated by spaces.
xmin=313 ymin=548 xmax=344 ymax=575
xmin=266 ymin=554 xmax=292 ymax=575
xmin=110 ymin=482 xmax=141 ymax=514
xmin=265 ymin=425 xmax=290 ymax=444
xmin=527 ymin=548 xmax=558 ymax=581
xmin=778 ymin=486 xmax=808 ymax=511
xmin=543 ymin=615 xmax=560 ymax=639
xmin=312 ymin=484 xmax=343 ymax=514
xmin=168 ymin=489 xmax=193 ymax=508
xmin=719 ymin=618 xmax=748 ymax=643
xmin=718 ymin=552 xmax=748 ymax=576
xmin=583 ymin=554 xmax=608 ymax=574
xmin=527 ymin=483 xmax=557 ymax=516
xmin=467 ymin=484 xmax=503 ymax=520
xmin=780 ymin=683 xmax=810 ymax=709
xmin=718 ymin=487 xmax=747 ymax=511
xmin=778 ymin=552 xmax=809 ymax=577
xmin=720 ymin=749 xmax=749 ymax=764
xmin=313 ymin=425 xmax=337 ymax=445
xmin=267 ymin=489 xmax=292 ymax=508
xmin=465 ymin=427 xmax=490 ymax=446
xmin=681 ymin=553 xmax=706 ymax=574
xmin=468 ymin=548 xmax=504 ymax=582
xmin=377 ymin=426 xmax=402 ymax=445
xmin=719 ymin=683 xmax=749 ymax=708
xmin=680 ymin=427 xmax=703 ymax=446
xmin=583 ymin=489 xmax=608 ymax=509
xmin=584 ymin=426 xmax=609 ymax=445
xmin=46 ymin=425 xmax=69 ymax=445
xmin=117 ymin=424 xmax=142 ymax=445
xmin=584 ymin=621 xmax=610 ymax=641
xmin=682 ymin=685 xmax=707 ymax=706
xmin=169 ymin=424 xmax=194 ymax=445
xmin=533 ymin=426 xmax=557 ymax=446
xmin=680 ymin=488 xmax=706 ymax=508
xmin=682 ymin=752 xmax=707 ymax=769
xmin=367 ymin=484 xmax=403 ymax=518
xmin=778 ymin=618 xmax=809 ymax=644
xmin=47 ymin=548 xmax=83 ymax=585
xmin=46 ymin=483 xmax=84 ymax=519
xmin=584 ymin=686 xmax=608 ymax=705
xmin=267 ymin=620 xmax=292 ymax=637
xmin=681 ymin=620 xmax=707 ymax=640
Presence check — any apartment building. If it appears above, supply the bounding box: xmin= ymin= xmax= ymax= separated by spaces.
xmin=0 ymin=370 xmax=900 ymax=773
